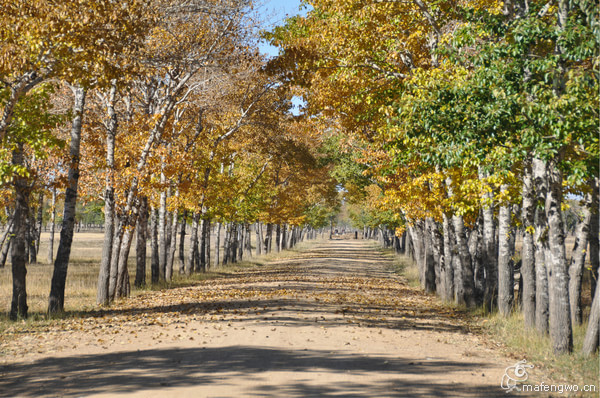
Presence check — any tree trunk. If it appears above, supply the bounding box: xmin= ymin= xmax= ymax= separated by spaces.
xmin=205 ymin=218 xmax=211 ymax=271
xmin=187 ymin=212 xmax=200 ymax=273
xmin=582 ymin=278 xmax=599 ymax=356
xmin=589 ymin=177 xmax=599 ymax=298
xmin=115 ymin=225 xmax=135 ymax=298
xmin=0 ymin=214 xmax=14 ymax=268
xmin=453 ymin=214 xmax=476 ymax=308
xmin=534 ymin=159 xmax=550 ymax=334
xmin=441 ymin=213 xmax=454 ymax=302
xmin=199 ymin=218 xmax=208 ymax=272
xmin=265 ymin=223 xmax=273 ymax=253
xmin=469 ymin=212 xmax=485 ymax=306
xmin=498 ymin=185 xmax=514 ymax=316
xmin=423 ymin=219 xmax=438 ymax=294
xmin=178 ymin=210 xmax=187 ymax=274
xmin=166 ymin=209 xmax=179 ymax=279
xmin=108 ymin=219 xmax=123 ymax=299
xmin=276 ymin=224 xmax=282 ymax=252
xmin=96 ymin=83 xmax=117 ymax=304
xmin=10 ymin=143 xmax=29 ymax=320
xmin=47 ymin=187 xmax=57 ymax=264
xmin=150 ymin=206 xmax=160 ymax=283
xmin=35 ymin=192 xmax=43 ymax=255
xmin=482 ymin=190 xmax=497 ymax=311
xmin=256 ymin=222 xmax=263 ymax=256
xmin=215 ymin=222 xmax=221 ymax=267
xmin=158 ymin=188 xmax=168 ymax=281
xmin=48 ymin=86 xmax=86 ymax=314
xmin=545 ymin=158 xmax=572 ymax=354
xmin=134 ymin=197 xmax=148 ymax=288
xmin=568 ymin=193 xmax=591 ymax=326
xmin=521 ymin=161 xmax=536 ymax=328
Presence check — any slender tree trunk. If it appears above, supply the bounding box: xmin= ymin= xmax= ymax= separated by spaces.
xmin=453 ymin=214 xmax=476 ymax=308
xmin=521 ymin=161 xmax=536 ymax=328
xmin=424 ymin=218 xmax=439 ymax=294
xmin=276 ymin=224 xmax=282 ymax=252
xmin=589 ymin=177 xmax=599 ymax=298
xmin=108 ymin=220 xmax=123 ymax=299
xmin=187 ymin=212 xmax=200 ymax=273
xmin=256 ymin=222 xmax=263 ymax=256
xmin=166 ymin=209 xmax=179 ymax=279
xmin=205 ymin=218 xmax=211 ymax=271
xmin=28 ymin=210 xmax=37 ymax=264
xmin=266 ymin=223 xmax=273 ymax=253
xmin=150 ymin=207 xmax=160 ymax=283
xmin=49 ymin=86 xmax=86 ymax=314
xmin=223 ymin=223 xmax=230 ymax=265
xmin=246 ymin=224 xmax=252 ymax=257
xmin=441 ymin=213 xmax=454 ymax=302
xmin=0 ymin=215 xmax=14 ymax=268
xmin=158 ymin=187 xmax=168 ymax=281
xmin=546 ymin=158 xmax=573 ymax=354
xmin=482 ymin=190 xmax=497 ymax=311
xmin=115 ymin=226 xmax=135 ymax=298
xmin=35 ymin=192 xmax=43 ymax=255
xmin=534 ymin=158 xmax=550 ymax=334
xmin=134 ymin=197 xmax=148 ymax=288
xmin=199 ymin=218 xmax=207 ymax=272
xmin=178 ymin=210 xmax=187 ymax=274
xmin=96 ymin=83 xmax=117 ymax=304
xmin=582 ymin=279 xmax=599 ymax=356
xmin=498 ymin=185 xmax=514 ymax=316
xmin=568 ymin=193 xmax=591 ymax=326
xmin=215 ymin=222 xmax=221 ymax=267
xmin=47 ymin=187 xmax=57 ymax=264
xmin=469 ymin=212 xmax=485 ymax=306
xmin=10 ymin=143 xmax=29 ymax=320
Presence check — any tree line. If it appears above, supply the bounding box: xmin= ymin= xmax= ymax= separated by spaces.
xmin=269 ymin=0 xmax=598 ymax=356
xmin=0 ymin=1 xmax=339 ymax=320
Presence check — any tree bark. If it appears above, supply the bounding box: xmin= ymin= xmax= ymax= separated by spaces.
xmin=498 ymin=185 xmax=514 ymax=316
xmin=589 ymin=177 xmax=599 ymax=298
xmin=534 ymin=159 xmax=550 ymax=334
xmin=482 ymin=188 xmax=497 ymax=311
xmin=521 ymin=160 xmax=536 ymax=328
xmin=582 ymin=278 xmax=599 ymax=356
xmin=166 ymin=208 xmax=179 ymax=279
xmin=568 ymin=193 xmax=591 ymax=326
xmin=10 ymin=143 xmax=29 ymax=320
xmin=35 ymin=192 xmax=43 ymax=255
xmin=158 ymin=187 xmax=168 ymax=280
xmin=256 ymin=222 xmax=263 ymax=256
xmin=150 ymin=206 xmax=160 ymax=283
xmin=545 ymin=158 xmax=573 ymax=354
xmin=441 ymin=213 xmax=455 ymax=302
xmin=187 ymin=212 xmax=200 ymax=273
xmin=178 ymin=210 xmax=187 ymax=274
xmin=49 ymin=86 xmax=86 ymax=314
xmin=453 ymin=214 xmax=476 ymax=308
xmin=47 ymin=187 xmax=57 ymax=264
xmin=96 ymin=83 xmax=117 ymax=305
xmin=134 ymin=197 xmax=148 ymax=288
xmin=215 ymin=222 xmax=221 ymax=267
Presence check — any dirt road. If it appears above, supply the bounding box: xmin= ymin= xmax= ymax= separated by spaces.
xmin=1 ymin=239 xmax=526 ymax=397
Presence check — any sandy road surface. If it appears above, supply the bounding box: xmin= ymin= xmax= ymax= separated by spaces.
xmin=1 ymin=239 xmax=529 ymax=397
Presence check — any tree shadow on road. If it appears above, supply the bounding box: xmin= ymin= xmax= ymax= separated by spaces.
xmin=0 ymin=345 xmax=507 ymax=397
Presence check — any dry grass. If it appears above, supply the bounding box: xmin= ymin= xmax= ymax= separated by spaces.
xmin=0 ymin=231 xmax=321 ymax=322
xmin=390 ymin=249 xmax=599 ymax=396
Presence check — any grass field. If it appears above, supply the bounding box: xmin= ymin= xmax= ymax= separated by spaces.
xmin=0 ymin=229 xmax=319 ymax=318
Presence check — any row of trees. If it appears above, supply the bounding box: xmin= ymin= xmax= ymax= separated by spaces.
xmin=269 ymin=0 xmax=598 ymax=356
xmin=0 ymin=0 xmax=338 ymax=320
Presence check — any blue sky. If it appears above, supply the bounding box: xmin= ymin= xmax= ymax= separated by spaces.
xmin=257 ymin=0 xmax=308 ymax=57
